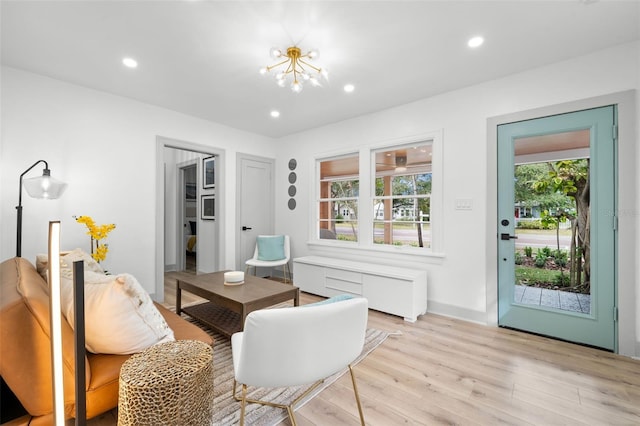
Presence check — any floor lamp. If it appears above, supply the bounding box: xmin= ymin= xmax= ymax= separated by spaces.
xmin=48 ymin=221 xmax=65 ymax=425
xmin=48 ymin=222 xmax=87 ymax=426
xmin=17 ymin=160 xmax=67 ymax=257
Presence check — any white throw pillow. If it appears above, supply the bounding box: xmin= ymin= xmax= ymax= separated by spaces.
xmin=60 ymin=269 xmax=175 ymax=354
xmin=60 ymin=248 xmax=105 ymax=274
xmin=36 ymin=248 xmax=105 ymax=282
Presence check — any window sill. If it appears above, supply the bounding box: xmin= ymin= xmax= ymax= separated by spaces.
xmin=306 ymin=239 xmax=445 ymax=260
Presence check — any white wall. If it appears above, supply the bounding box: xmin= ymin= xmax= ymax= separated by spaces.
xmin=0 ymin=66 xmax=275 ymax=297
xmin=274 ymin=41 xmax=640 ymax=355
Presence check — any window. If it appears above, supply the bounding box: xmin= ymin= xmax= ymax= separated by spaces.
xmin=318 ymin=154 xmax=359 ymax=242
xmin=373 ymin=143 xmax=432 ymax=248
xmin=315 ymin=133 xmax=440 ymax=253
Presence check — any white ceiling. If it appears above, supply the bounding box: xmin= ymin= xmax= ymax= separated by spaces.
xmin=2 ymin=1 xmax=639 ymax=138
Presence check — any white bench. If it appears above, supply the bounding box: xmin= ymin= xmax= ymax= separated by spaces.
xmin=293 ymin=256 xmax=427 ymax=322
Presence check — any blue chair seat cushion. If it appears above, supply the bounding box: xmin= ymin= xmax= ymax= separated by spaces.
xmin=256 ymin=235 xmax=285 ymax=261
xmin=303 ymin=294 xmax=356 ymax=307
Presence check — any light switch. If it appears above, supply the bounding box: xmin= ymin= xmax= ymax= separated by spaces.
xmin=455 ymin=198 xmax=473 ymax=210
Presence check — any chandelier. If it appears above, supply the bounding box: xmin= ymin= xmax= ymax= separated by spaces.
xmin=260 ymin=46 xmax=328 ymax=93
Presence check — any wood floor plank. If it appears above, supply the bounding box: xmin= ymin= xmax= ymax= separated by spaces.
xmin=294 ymin=393 xmax=363 ymax=425
xmin=512 ymin=383 xmax=614 ymax=424
xmin=512 ymin=376 xmax=580 ymax=404
xmin=577 ymin=386 xmax=640 ymax=423
xmin=318 ymin=383 xmax=412 ymax=426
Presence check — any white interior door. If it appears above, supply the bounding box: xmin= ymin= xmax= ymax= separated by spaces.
xmin=236 ymin=155 xmax=274 ymax=271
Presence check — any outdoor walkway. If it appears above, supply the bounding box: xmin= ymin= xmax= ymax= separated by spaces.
xmin=514 ymin=284 xmax=591 ymax=314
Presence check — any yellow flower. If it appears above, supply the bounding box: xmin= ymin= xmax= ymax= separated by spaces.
xmin=91 ymin=224 xmax=116 ymax=240
xmin=75 ymin=215 xmax=95 ymax=228
xmin=93 ymin=244 xmax=109 ymax=263
xmin=75 ymin=215 xmax=116 ymax=263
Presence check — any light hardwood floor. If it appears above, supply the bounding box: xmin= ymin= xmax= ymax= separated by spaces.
xmin=86 ymin=273 xmax=640 ymax=425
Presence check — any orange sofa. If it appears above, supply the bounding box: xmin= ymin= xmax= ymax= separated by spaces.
xmin=0 ymin=257 xmax=213 ymax=425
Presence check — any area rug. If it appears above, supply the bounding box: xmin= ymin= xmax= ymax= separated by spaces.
xmin=180 ymin=315 xmax=390 ymax=426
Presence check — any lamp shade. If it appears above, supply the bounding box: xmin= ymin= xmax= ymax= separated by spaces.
xmin=23 ymin=171 xmax=67 ymax=199
xmin=16 ymin=161 xmax=67 ymax=258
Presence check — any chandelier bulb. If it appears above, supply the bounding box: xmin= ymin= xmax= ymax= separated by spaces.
xmin=259 ymin=67 xmax=268 ymax=75
xmin=277 ymin=79 xmax=286 ymax=87
xmin=307 ymin=50 xmax=319 ymax=59
xmin=275 ymin=71 xmax=286 ymax=80
xmin=291 ymin=80 xmax=303 ymax=93
xmin=270 ymin=48 xmax=282 ymax=59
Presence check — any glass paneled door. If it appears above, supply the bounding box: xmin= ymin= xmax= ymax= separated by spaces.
xmin=497 ymin=106 xmax=616 ymax=351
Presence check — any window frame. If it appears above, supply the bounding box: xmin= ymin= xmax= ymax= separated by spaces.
xmin=371 ymin=141 xmax=434 ymax=250
xmin=316 ymin=152 xmax=360 ymax=243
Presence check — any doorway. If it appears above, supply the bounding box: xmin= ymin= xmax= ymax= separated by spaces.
xmin=155 ymin=137 xmax=224 ymax=303
xmin=497 ymin=106 xmax=616 ymax=350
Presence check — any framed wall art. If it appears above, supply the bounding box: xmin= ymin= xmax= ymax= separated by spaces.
xmin=201 ymin=195 xmax=215 ymax=220
xmin=203 ymin=156 xmax=215 ymax=188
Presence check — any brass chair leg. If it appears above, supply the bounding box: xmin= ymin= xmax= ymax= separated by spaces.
xmin=283 ymin=262 xmax=291 ymax=284
xmin=240 ymin=383 xmax=248 ymax=426
xmin=232 ymin=379 xmax=240 ymax=401
xmin=232 ymin=379 xmax=323 ymax=425
xmin=286 ymin=405 xmax=298 ymax=426
xmin=349 ymin=364 xmax=365 ymax=426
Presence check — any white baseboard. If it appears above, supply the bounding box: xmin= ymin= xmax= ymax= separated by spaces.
xmin=426 ymin=300 xmax=487 ymax=325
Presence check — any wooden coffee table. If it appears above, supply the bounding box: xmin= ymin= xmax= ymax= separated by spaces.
xmin=176 ymin=271 xmax=299 ymax=338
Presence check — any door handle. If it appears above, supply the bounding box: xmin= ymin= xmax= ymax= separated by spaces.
xmin=242 ymin=226 xmax=252 ymax=231
xmin=500 ymin=233 xmax=517 ymax=241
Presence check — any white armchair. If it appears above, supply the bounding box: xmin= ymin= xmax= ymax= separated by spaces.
xmin=245 ymin=235 xmax=291 ymax=283
xmin=231 ymin=296 xmax=368 ymax=426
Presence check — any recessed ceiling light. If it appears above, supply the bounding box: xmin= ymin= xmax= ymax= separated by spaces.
xmin=343 ymin=84 xmax=355 ymax=93
xmin=270 ymin=110 xmax=280 ymax=118
xmin=122 ymin=57 xmax=138 ymax=68
xmin=467 ymin=36 xmax=484 ymax=48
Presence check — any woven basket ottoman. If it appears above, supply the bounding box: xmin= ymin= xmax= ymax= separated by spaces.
xmin=118 ymin=340 xmax=214 ymax=426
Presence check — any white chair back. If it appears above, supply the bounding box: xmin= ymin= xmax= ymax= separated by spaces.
xmin=232 ymin=297 xmax=368 ymax=388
